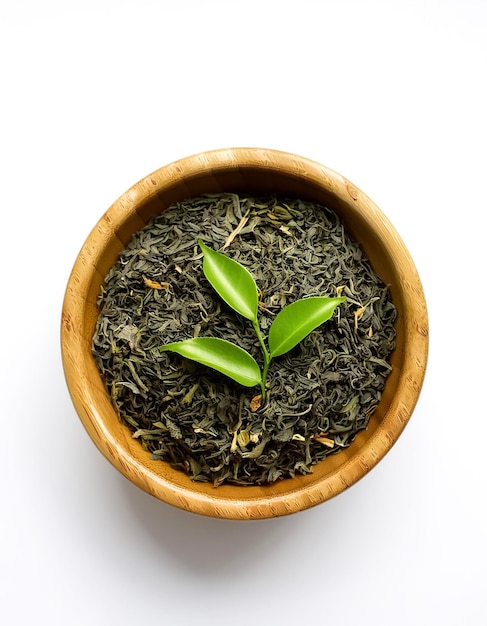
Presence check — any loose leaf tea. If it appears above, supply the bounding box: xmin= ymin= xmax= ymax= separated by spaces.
xmin=93 ymin=193 xmax=397 ymax=486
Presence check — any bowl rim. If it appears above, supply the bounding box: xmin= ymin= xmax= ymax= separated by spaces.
xmin=61 ymin=147 xmax=428 ymax=519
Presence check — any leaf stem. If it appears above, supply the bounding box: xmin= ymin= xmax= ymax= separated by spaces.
xmin=253 ymin=320 xmax=271 ymax=400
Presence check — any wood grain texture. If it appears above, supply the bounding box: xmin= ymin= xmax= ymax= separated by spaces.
xmin=61 ymin=148 xmax=428 ymax=520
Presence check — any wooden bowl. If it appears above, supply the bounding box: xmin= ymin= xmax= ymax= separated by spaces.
xmin=61 ymin=148 xmax=428 ymax=519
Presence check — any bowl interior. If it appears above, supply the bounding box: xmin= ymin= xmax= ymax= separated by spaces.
xmin=62 ymin=149 xmax=428 ymax=519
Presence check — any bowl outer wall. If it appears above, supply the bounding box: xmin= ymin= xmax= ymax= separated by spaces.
xmin=61 ymin=147 xmax=428 ymax=519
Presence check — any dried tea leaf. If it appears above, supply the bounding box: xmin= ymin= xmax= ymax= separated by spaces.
xmin=250 ymin=394 xmax=262 ymax=411
xmin=181 ymin=382 xmax=200 ymax=404
xmin=222 ymin=211 xmax=250 ymax=249
xmin=143 ymin=276 xmax=169 ymax=290
xmin=314 ymin=434 xmax=335 ymax=447
xmin=236 ymin=426 xmax=251 ymax=448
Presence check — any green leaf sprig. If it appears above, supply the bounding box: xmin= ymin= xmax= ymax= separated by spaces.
xmin=160 ymin=240 xmax=345 ymax=401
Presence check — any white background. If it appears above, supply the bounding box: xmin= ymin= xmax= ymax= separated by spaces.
xmin=1 ymin=1 xmax=486 ymax=624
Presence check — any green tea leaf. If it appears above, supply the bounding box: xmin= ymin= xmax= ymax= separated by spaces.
xmin=199 ymin=240 xmax=258 ymax=321
xmin=268 ymin=296 xmax=346 ymax=358
xmin=160 ymin=337 xmax=262 ymax=387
